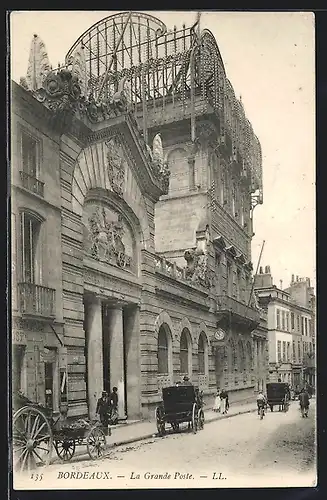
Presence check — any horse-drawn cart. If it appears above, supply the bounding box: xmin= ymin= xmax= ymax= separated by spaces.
xmin=266 ymin=382 xmax=291 ymax=412
xmin=12 ymin=392 xmax=107 ymax=473
xmin=155 ymin=385 xmax=205 ymax=436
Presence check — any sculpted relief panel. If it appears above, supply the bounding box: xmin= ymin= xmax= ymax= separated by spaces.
xmin=82 ymin=202 xmax=135 ymax=272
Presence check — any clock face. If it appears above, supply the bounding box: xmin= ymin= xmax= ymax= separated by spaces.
xmin=215 ymin=329 xmax=225 ymax=341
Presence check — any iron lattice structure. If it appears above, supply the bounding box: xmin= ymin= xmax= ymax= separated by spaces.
xmin=65 ymin=11 xmax=263 ymax=194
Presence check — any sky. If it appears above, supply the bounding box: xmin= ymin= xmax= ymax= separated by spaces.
xmin=9 ymin=10 xmax=316 ymax=290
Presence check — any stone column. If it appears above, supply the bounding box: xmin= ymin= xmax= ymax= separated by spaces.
xmin=124 ymin=306 xmax=141 ymax=419
xmin=85 ymin=297 xmax=103 ymax=419
xmin=109 ymin=306 xmax=126 ymax=419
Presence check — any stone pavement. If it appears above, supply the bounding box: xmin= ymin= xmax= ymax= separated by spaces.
xmin=108 ymin=400 xmax=257 ymax=447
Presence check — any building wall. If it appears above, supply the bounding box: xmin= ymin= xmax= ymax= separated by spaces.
xmin=11 ymin=76 xmax=267 ymax=420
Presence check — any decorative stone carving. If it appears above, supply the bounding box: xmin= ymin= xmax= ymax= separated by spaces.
xmin=86 ymin=207 xmax=132 ymax=269
xmin=20 ymin=34 xmax=52 ymax=92
xmin=184 ymin=248 xmax=212 ymax=288
xmin=105 ymin=137 xmax=126 ymax=196
xmin=30 ymin=67 xmax=129 ymax=122
xmin=33 ymin=68 xmax=82 ymax=115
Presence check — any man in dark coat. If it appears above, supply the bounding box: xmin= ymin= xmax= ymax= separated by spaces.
xmin=181 ymin=375 xmax=193 ymax=386
xmin=299 ymin=388 xmax=310 ymax=416
xmin=96 ymin=391 xmax=110 ymax=428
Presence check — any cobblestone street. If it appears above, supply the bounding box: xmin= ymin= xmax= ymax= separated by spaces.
xmin=14 ymin=399 xmax=316 ymax=489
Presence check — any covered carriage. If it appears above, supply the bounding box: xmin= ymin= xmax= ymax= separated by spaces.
xmin=155 ymin=385 xmax=205 ymax=436
xmin=266 ymin=383 xmax=291 ymax=412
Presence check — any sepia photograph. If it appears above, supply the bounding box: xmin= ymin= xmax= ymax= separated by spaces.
xmin=9 ymin=10 xmax=316 ymax=490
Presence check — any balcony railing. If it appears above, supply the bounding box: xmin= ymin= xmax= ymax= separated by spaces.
xmin=20 ymin=171 xmax=44 ymax=197
xmin=216 ymin=295 xmax=260 ymax=329
xmin=18 ymin=282 xmax=56 ymax=318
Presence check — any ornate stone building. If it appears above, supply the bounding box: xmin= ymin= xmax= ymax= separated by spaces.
xmin=11 ymin=12 xmax=267 ymax=420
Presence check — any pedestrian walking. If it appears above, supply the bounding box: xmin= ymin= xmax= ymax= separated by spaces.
xmin=220 ymin=390 xmax=227 ymax=414
xmin=109 ymin=387 xmax=119 ymax=424
xmin=96 ymin=391 xmax=110 ymax=432
xmin=213 ymin=389 xmax=221 ymax=412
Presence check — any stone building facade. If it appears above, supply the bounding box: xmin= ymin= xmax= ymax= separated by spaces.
xmin=11 ymin=12 xmax=267 ymax=420
xmin=254 ymin=267 xmax=315 ymax=389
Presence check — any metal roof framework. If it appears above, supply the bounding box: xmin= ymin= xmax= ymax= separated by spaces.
xmin=64 ymin=11 xmax=263 ymax=193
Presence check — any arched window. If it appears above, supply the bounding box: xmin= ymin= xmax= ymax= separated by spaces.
xmin=198 ymin=332 xmax=208 ymax=375
xmin=158 ymin=325 xmax=170 ymax=374
xmin=229 ymin=339 xmax=237 ymax=371
xmin=246 ymin=341 xmax=253 ymax=371
xmin=180 ymin=328 xmax=191 ymax=375
xmin=238 ymin=341 xmax=245 ymax=372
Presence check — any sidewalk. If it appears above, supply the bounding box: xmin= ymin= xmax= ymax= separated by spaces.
xmin=108 ymin=401 xmax=257 ymax=447
xmin=50 ymin=401 xmax=257 ymax=464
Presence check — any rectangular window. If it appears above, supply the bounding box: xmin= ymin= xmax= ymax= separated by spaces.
xmin=276 ymin=309 xmax=281 ymax=329
xmin=215 ymin=253 xmax=221 ymax=294
xmin=298 ymin=341 xmax=301 ymax=363
xmin=277 ymin=340 xmax=282 ymax=362
xmin=286 ymin=312 xmax=289 ymax=331
xmin=22 ymin=131 xmax=38 ymax=177
xmin=281 ymin=311 xmax=285 ymax=331
xmin=12 ymin=345 xmax=26 ymax=394
xmin=291 ymin=312 xmax=295 ymax=330
xmin=287 ymin=342 xmax=290 ymax=362
xmin=226 ymin=261 xmax=232 ymax=296
xmin=43 ymin=347 xmax=58 ymax=412
xmin=292 ymin=341 xmax=296 ymax=363
xmin=305 ymin=318 xmax=308 ymax=336
xmin=301 ymin=317 xmax=305 ymax=335
xmin=297 ymin=315 xmax=300 ymax=332
xmin=20 ymin=213 xmax=41 ymax=283
xmin=282 ymin=341 xmax=286 ymax=362
xmin=237 ymin=269 xmax=242 ymax=301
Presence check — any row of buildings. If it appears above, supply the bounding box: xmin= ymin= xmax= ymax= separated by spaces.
xmin=10 ymin=12 xmax=314 ymax=422
xmin=254 ymin=269 xmax=316 ymax=390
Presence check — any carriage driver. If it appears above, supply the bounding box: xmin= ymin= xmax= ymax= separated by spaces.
xmin=256 ymin=391 xmax=267 ymax=415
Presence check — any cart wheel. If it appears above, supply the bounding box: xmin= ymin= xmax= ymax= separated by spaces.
xmin=13 ymin=406 xmax=53 ymax=473
xmin=86 ymin=426 xmax=106 ymax=460
xmin=155 ymin=406 xmax=165 ymax=436
xmin=54 ymin=439 xmax=76 ymax=462
xmin=191 ymin=403 xmax=198 ymax=434
xmin=197 ymin=408 xmax=205 ymax=430
xmin=171 ymin=421 xmax=179 ymax=432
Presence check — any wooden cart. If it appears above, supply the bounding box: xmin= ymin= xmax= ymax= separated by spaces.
xmin=12 ymin=392 xmax=107 ymax=473
xmin=155 ymin=385 xmax=205 ymax=436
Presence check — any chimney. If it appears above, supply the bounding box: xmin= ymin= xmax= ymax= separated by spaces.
xmin=259 ymin=266 xmax=263 ymax=274
xmin=291 ymin=274 xmax=294 ymax=283
xmin=280 ymin=280 xmax=283 ymax=289
xmin=265 ymin=265 xmax=268 ymax=273
xmin=296 ymin=276 xmax=299 ymax=282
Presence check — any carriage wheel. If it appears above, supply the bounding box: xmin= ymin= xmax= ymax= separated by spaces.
xmin=155 ymin=406 xmax=165 ymax=436
xmin=171 ymin=421 xmax=179 ymax=432
xmin=86 ymin=425 xmax=106 ymax=460
xmin=197 ymin=408 xmax=205 ymax=430
xmin=13 ymin=406 xmax=53 ymax=473
xmin=191 ymin=404 xmax=198 ymax=434
xmin=54 ymin=439 xmax=76 ymax=462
